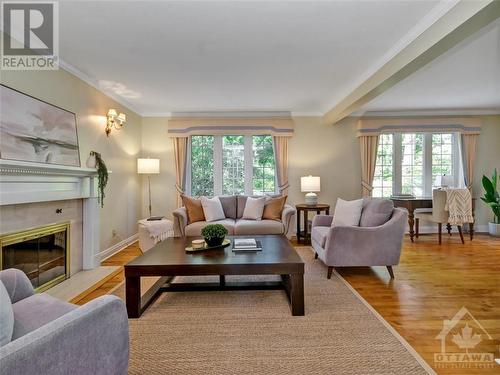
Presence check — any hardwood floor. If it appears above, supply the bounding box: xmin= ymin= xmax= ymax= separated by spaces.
xmin=79 ymin=234 xmax=500 ymax=374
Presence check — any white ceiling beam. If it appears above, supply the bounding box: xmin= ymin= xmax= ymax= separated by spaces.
xmin=323 ymin=0 xmax=500 ymax=125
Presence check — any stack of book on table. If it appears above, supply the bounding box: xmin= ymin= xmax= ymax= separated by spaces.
xmin=232 ymin=238 xmax=262 ymax=251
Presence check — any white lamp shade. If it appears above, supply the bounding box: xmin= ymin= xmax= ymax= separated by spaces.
xmin=301 ymin=175 xmax=320 ymax=192
xmin=107 ymin=108 xmax=117 ymax=118
xmin=137 ymin=158 xmax=160 ymax=174
xmin=435 ymin=174 xmax=454 ymax=187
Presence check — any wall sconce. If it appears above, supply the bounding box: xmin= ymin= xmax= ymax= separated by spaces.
xmin=105 ymin=109 xmax=126 ymax=137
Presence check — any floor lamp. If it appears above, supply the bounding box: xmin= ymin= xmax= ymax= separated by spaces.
xmin=137 ymin=158 xmax=160 ymax=219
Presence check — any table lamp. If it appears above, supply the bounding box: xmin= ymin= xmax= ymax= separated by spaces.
xmin=301 ymin=175 xmax=320 ymax=205
xmin=137 ymin=158 xmax=160 ymax=218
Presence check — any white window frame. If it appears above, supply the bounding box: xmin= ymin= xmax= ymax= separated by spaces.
xmin=376 ymin=132 xmax=460 ymax=198
xmin=188 ymin=135 xmax=277 ymax=196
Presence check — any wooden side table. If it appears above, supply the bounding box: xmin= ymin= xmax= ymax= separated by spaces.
xmin=295 ymin=204 xmax=330 ymax=244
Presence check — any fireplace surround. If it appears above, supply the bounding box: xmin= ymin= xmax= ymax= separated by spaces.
xmin=0 ymin=222 xmax=70 ymax=291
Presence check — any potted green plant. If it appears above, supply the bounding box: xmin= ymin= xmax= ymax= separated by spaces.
xmin=87 ymin=151 xmax=109 ymax=208
xmin=481 ymin=168 xmax=499 ymax=237
xmin=201 ymin=224 xmax=228 ymax=247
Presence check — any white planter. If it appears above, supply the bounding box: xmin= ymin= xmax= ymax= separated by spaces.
xmin=488 ymin=222 xmax=500 ymax=237
xmin=86 ymin=154 xmax=97 ymax=168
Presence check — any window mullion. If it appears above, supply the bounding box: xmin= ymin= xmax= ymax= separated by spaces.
xmin=244 ymin=135 xmax=253 ymax=195
xmin=214 ymin=136 xmax=222 ymax=196
xmin=186 ymin=138 xmax=192 ymax=195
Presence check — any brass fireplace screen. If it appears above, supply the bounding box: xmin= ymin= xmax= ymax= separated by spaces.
xmin=0 ymin=222 xmax=70 ymax=292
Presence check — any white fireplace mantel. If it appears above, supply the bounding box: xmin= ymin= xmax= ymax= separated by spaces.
xmin=0 ymin=159 xmax=102 ymax=269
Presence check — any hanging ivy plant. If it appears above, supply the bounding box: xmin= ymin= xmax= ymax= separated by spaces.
xmin=90 ymin=151 xmax=108 ymax=207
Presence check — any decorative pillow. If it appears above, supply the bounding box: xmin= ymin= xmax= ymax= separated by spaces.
xmin=360 ymin=198 xmax=394 ymax=227
xmin=201 ymin=196 xmax=225 ymax=222
xmin=242 ymin=197 xmax=266 ymax=220
xmin=263 ymin=196 xmax=287 ymax=221
xmin=219 ymin=196 xmax=237 ymax=219
xmin=0 ymin=280 xmax=14 ymax=347
xmin=181 ymin=195 xmax=205 ymax=224
xmin=236 ymin=195 xmax=248 ymax=219
xmin=331 ymin=198 xmax=363 ymax=227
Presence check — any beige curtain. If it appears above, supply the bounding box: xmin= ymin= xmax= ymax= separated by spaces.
xmin=359 ymin=135 xmax=379 ymax=197
xmin=273 ymin=136 xmax=289 ymax=196
xmin=172 ymin=137 xmax=188 ymax=207
xmin=460 ymin=134 xmax=478 ymax=190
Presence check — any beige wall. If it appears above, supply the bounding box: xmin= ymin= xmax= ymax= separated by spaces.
xmin=140 ymin=114 xmax=499 ymax=231
xmin=472 ymin=115 xmax=500 ymax=228
xmin=1 ymin=68 xmax=143 ymax=253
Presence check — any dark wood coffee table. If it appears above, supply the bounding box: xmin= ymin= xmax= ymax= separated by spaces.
xmin=124 ymin=235 xmax=305 ymax=318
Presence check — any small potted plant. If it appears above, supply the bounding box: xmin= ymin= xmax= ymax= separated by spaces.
xmin=87 ymin=151 xmax=109 ymax=208
xmin=201 ymin=224 xmax=228 ymax=247
xmin=481 ymin=168 xmax=499 ymax=237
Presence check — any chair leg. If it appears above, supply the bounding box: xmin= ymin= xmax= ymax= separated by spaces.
xmin=447 ymin=223 xmax=452 ymax=236
xmin=415 ymin=218 xmax=419 ymax=238
xmin=386 ymin=266 xmax=395 ymax=279
xmin=314 ymin=252 xmax=318 ymax=259
xmin=327 ymin=266 xmax=333 ymax=279
xmin=438 ymin=223 xmax=442 ymax=245
xmin=457 ymin=225 xmax=465 ymax=244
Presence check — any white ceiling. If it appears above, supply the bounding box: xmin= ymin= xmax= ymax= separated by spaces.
xmin=359 ymin=17 xmax=500 ymax=115
xmin=58 ymin=0 xmax=449 ymax=116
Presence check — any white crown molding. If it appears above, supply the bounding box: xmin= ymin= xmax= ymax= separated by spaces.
xmin=58 ymin=59 xmax=144 ymax=116
xmin=169 ymin=111 xmax=293 ymax=119
xmin=141 ymin=112 xmax=172 ymax=118
xmin=291 ymin=111 xmax=323 ymax=117
xmin=353 ymin=108 xmax=500 ymax=117
xmin=322 ymin=0 xmax=461 ymax=113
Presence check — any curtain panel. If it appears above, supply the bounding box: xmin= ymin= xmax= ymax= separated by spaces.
xmin=359 ymin=135 xmax=379 ymax=197
xmin=460 ymin=134 xmax=478 ymax=190
xmin=172 ymin=137 xmax=188 ymax=207
xmin=273 ymin=136 xmax=289 ymax=196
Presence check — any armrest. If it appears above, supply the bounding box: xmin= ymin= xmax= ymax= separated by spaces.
xmin=0 ymin=268 xmax=34 ymax=303
xmin=173 ymin=206 xmax=188 ymax=237
xmin=323 ymin=208 xmax=407 ymax=267
xmin=281 ymin=204 xmax=296 ymax=239
xmin=312 ymin=214 xmax=333 ymax=228
xmin=0 ymin=295 xmax=129 ymax=375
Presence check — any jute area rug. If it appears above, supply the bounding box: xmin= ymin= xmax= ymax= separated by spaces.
xmin=113 ymin=247 xmax=432 ymax=375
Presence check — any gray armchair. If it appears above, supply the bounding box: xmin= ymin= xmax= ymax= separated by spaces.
xmin=311 ymin=199 xmax=407 ymax=279
xmin=0 ymin=268 xmax=129 ymax=375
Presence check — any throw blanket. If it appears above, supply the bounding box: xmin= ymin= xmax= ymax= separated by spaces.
xmin=444 ymin=188 xmax=474 ymax=225
xmin=138 ymin=219 xmax=174 ymax=242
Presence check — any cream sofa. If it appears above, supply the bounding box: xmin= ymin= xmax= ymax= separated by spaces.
xmin=173 ymin=195 xmax=295 ymax=239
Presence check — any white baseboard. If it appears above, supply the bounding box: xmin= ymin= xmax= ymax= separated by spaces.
xmin=97 ymin=233 xmax=138 ymax=262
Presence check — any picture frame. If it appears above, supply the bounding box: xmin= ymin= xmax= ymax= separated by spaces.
xmin=0 ymin=84 xmax=81 ymax=167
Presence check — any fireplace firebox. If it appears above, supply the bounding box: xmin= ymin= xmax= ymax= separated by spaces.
xmin=0 ymin=222 xmax=70 ymax=291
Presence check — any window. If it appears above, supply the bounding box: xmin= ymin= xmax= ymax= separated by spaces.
xmin=372 ymin=134 xmax=393 ymax=198
xmin=189 ymin=135 xmax=276 ymax=196
xmin=190 ymin=135 xmax=214 ymax=196
xmin=373 ymin=132 xmax=460 ymax=198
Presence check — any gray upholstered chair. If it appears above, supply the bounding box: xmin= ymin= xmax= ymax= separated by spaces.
xmin=0 ymin=268 xmax=129 ymax=375
xmin=414 ymin=189 xmax=465 ymax=244
xmin=311 ymin=198 xmax=407 ymax=279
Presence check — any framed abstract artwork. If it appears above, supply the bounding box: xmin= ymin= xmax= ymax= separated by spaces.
xmin=0 ymin=84 xmax=80 ymax=167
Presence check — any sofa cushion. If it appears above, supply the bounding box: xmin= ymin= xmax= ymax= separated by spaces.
xmin=360 ymin=198 xmax=394 ymax=227
xmin=234 ymin=219 xmax=284 ymax=235
xmin=219 ymin=196 xmax=237 ymax=219
xmin=311 ymin=226 xmax=330 ymax=248
xmin=185 ymin=219 xmax=236 ymax=237
xmin=242 ymin=197 xmax=266 ymax=220
xmin=11 ymin=293 xmax=77 ymax=340
xmin=200 ymin=196 xmax=225 ymax=222
xmin=237 ymin=196 xmax=248 ymax=218
xmin=331 ymin=198 xmax=363 ymax=227
xmin=181 ymin=195 xmax=205 ymax=224
xmin=0 ymin=280 xmax=14 ymax=347
xmin=262 ymin=196 xmax=287 ymax=221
